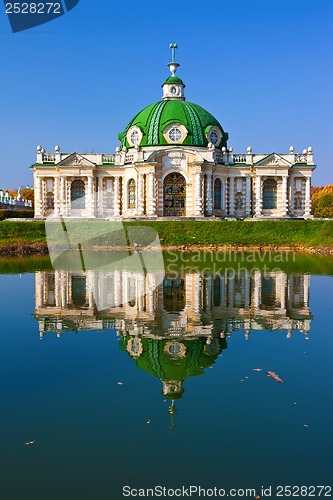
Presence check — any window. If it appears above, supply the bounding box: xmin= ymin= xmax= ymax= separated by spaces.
xmin=46 ymin=191 xmax=54 ymax=210
xmin=71 ymin=180 xmax=85 ymax=209
xmin=130 ymin=130 xmax=140 ymax=145
xmin=209 ymin=130 xmax=219 ymax=145
xmin=294 ymin=191 xmax=303 ymax=210
xmin=214 ymin=178 xmax=222 ymax=209
xmin=168 ymin=127 xmax=182 ymax=142
xmin=262 ymin=178 xmax=277 ymax=209
xmin=235 ymin=192 xmax=243 ymax=210
xmin=128 ymin=179 xmax=136 ymax=209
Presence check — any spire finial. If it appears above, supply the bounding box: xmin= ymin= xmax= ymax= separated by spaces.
xmin=168 ymin=43 xmax=180 ymax=76
xmin=169 ymin=43 xmax=177 ymax=63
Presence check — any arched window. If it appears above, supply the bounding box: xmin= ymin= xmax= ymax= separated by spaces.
xmin=214 ymin=178 xmax=222 ymax=209
xmin=71 ymin=180 xmax=85 ymax=209
xmin=262 ymin=179 xmax=277 ymax=209
xmin=128 ymin=179 xmax=136 ymax=209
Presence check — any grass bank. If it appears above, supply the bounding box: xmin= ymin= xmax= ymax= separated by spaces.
xmin=0 ymin=219 xmax=332 ymax=254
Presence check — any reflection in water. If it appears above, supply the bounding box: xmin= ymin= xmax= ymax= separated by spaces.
xmin=35 ymin=267 xmax=312 ymax=418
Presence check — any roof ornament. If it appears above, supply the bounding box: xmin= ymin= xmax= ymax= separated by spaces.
xmin=168 ymin=43 xmax=180 ymax=76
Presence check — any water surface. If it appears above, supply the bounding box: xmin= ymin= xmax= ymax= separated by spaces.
xmin=0 ymin=253 xmax=332 ymax=500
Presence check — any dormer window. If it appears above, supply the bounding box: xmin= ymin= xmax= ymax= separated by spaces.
xmin=126 ymin=126 xmax=143 ymax=147
xmin=206 ymin=126 xmax=222 ymax=147
xmin=168 ymin=127 xmax=182 ymax=142
xmin=163 ymin=123 xmax=188 ymax=144
xmin=131 ymin=130 xmax=140 ymax=145
xmin=209 ymin=130 xmax=219 ymax=145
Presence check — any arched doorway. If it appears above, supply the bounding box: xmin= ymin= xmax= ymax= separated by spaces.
xmin=163 ymin=173 xmax=186 ymax=216
xmin=263 ymin=178 xmax=277 ymax=209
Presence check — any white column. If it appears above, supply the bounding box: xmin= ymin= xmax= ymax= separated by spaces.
xmin=87 ymin=175 xmax=95 ymax=217
xmin=64 ymin=177 xmax=70 ymax=216
xmin=148 ymin=172 xmax=156 ymax=216
xmin=195 ymin=171 xmax=203 ymax=216
xmin=245 ymin=175 xmax=252 ymax=217
xmin=206 ymin=173 xmax=213 ymax=215
xmin=98 ymin=176 xmax=104 ymax=216
xmin=255 ymin=175 xmax=262 ymax=217
xmin=55 ymin=270 xmax=60 ymax=307
xmin=61 ymin=272 xmax=67 ymax=308
xmin=113 ymin=177 xmax=120 ymax=217
xmin=227 ymin=273 xmax=234 ymax=308
xmin=280 ymin=273 xmax=287 ymax=310
xmin=304 ymin=176 xmax=312 ymax=218
xmin=244 ymin=272 xmax=250 ymax=309
xmin=52 ymin=177 xmax=59 ymax=216
xmin=35 ymin=176 xmax=43 ymax=217
xmin=228 ymin=176 xmax=235 ymax=216
xmin=281 ymin=175 xmax=288 ymax=217
xmin=303 ymin=275 xmax=310 ymax=309
xmin=289 ymin=176 xmax=294 ymax=216
xmin=253 ymin=271 xmax=261 ymax=309
xmin=137 ymin=174 xmax=144 ymax=216
xmin=59 ymin=176 xmax=65 ymax=216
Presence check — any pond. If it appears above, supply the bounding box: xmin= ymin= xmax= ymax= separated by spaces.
xmin=0 ymin=252 xmax=332 ymax=500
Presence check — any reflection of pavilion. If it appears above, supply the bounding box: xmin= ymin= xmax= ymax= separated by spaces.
xmin=34 ymin=268 xmax=312 ymax=413
xmin=35 ymin=268 xmax=311 ymax=339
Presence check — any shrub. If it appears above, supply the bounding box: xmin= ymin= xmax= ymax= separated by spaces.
xmin=0 ymin=209 xmax=34 ymax=221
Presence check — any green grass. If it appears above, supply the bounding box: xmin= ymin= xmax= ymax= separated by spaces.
xmin=0 ymin=219 xmax=333 ymax=253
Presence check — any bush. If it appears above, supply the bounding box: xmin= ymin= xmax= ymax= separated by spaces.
xmin=0 ymin=209 xmax=34 ymax=221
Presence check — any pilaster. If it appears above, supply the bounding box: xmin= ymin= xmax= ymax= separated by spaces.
xmin=254 ymin=175 xmax=262 ymax=217
xmin=195 ymin=171 xmax=203 ymax=216
xmin=245 ymin=175 xmax=252 ymax=217
xmin=228 ymin=176 xmax=235 ymax=216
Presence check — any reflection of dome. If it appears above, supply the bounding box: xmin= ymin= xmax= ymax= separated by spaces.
xmin=119 ymin=100 xmax=228 ymax=150
xmin=120 ymin=336 xmax=227 ymax=400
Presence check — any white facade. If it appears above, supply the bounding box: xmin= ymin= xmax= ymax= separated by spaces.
xmin=31 ymin=147 xmax=315 ymax=220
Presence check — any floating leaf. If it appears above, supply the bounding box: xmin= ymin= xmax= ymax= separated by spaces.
xmin=266 ymin=371 xmax=283 ymax=383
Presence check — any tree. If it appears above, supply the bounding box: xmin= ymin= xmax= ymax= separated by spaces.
xmin=312 ymin=184 xmax=333 ymax=218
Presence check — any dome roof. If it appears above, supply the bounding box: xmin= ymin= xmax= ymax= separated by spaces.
xmin=118 ymin=99 xmax=229 ymax=149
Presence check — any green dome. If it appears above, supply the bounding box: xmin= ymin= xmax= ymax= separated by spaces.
xmin=118 ymin=99 xmax=229 ymax=149
xmin=163 ymin=75 xmax=184 ymax=85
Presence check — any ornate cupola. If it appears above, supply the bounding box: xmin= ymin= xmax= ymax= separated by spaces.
xmin=162 ymin=43 xmax=186 ymax=100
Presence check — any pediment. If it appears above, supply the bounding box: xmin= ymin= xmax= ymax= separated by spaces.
xmin=255 ymin=153 xmax=292 ymax=168
xmin=57 ymin=153 xmax=96 ymax=167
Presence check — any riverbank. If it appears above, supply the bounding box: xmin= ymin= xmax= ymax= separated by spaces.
xmin=0 ymin=220 xmax=333 ymax=255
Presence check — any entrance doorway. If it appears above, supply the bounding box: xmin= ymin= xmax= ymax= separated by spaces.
xmin=163 ymin=173 xmax=186 ymax=216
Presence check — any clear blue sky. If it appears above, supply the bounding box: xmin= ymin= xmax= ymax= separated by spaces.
xmin=1 ymin=0 xmax=332 ymax=188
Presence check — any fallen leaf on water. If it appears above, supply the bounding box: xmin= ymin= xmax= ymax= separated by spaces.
xmin=255 ymin=496 xmax=261 ymax=500
xmin=266 ymin=371 xmax=283 ymax=383
xmin=117 ymin=382 xmax=124 ymax=385
xmin=146 ymin=420 xmax=151 ymax=425
xmin=304 ymin=424 xmax=309 ymax=428
xmin=253 ymin=368 xmax=262 ymax=372
xmin=25 ymin=441 xmax=36 ymax=446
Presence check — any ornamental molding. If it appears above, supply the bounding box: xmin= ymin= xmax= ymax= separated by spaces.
xmin=57 ymin=153 xmax=96 ymax=168
xmin=254 ymin=153 xmax=292 ymax=168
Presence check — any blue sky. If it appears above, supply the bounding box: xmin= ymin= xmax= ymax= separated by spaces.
xmin=1 ymin=0 xmax=332 ymax=188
